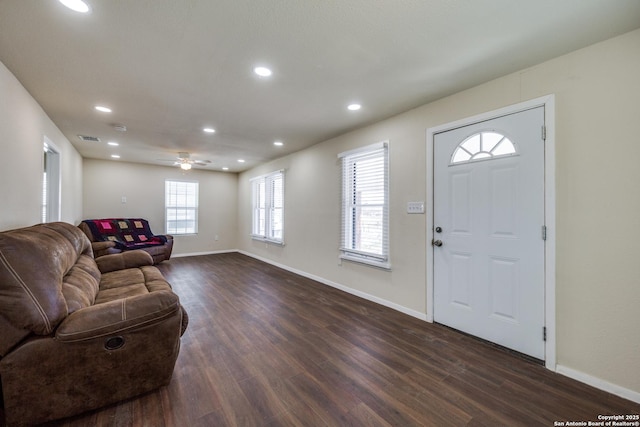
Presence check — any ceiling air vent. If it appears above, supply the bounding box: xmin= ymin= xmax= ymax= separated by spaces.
xmin=78 ymin=135 xmax=101 ymax=142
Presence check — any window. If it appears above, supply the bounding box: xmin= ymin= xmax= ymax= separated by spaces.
xmin=165 ymin=180 xmax=199 ymax=234
xmin=251 ymin=170 xmax=284 ymax=244
xmin=339 ymin=141 xmax=390 ymax=269
xmin=42 ymin=138 xmax=60 ymax=223
xmin=451 ymin=131 xmax=517 ymax=165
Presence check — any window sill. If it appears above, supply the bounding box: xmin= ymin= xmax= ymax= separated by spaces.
xmin=251 ymin=235 xmax=285 ymax=246
xmin=339 ymin=254 xmax=391 ymax=271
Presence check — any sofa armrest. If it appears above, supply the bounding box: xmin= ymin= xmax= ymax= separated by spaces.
xmin=55 ymin=291 xmax=180 ymax=342
xmin=91 ymin=240 xmax=117 ymax=257
xmin=95 ymin=250 xmax=154 ymax=273
xmin=92 ymin=241 xmax=116 ymax=251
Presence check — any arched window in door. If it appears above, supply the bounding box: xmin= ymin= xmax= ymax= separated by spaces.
xmin=450 ymin=131 xmax=517 ymax=165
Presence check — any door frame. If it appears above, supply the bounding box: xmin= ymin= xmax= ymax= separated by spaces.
xmin=426 ymin=95 xmax=556 ymax=370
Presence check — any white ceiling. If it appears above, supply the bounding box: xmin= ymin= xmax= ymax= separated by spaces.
xmin=1 ymin=0 xmax=639 ymax=172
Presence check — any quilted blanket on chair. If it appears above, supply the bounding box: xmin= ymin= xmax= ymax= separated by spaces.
xmin=82 ymin=218 xmax=167 ymax=250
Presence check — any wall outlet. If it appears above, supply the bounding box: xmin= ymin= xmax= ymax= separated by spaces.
xmin=407 ymin=201 xmax=425 ymax=214
xmin=121 ymin=196 xmax=127 ymax=204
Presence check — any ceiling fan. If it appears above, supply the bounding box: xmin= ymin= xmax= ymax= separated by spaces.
xmin=159 ymin=152 xmax=211 ymax=170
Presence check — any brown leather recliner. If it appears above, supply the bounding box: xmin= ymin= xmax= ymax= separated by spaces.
xmin=0 ymin=222 xmax=188 ymax=426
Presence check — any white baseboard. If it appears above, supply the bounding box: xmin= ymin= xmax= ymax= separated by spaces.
xmin=171 ymin=249 xmax=238 ymax=258
xmin=238 ymin=250 xmax=428 ymax=321
xmin=556 ymin=365 xmax=640 ymax=404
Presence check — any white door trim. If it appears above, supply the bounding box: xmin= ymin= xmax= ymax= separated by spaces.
xmin=426 ymin=95 xmax=556 ymax=371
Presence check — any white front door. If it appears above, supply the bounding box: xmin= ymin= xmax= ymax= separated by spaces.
xmin=433 ymin=106 xmax=545 ymax=359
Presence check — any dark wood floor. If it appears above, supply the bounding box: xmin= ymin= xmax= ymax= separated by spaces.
xmin=20 ymin=253 xmax=640 ymax=425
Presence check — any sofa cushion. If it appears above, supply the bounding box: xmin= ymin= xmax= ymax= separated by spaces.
xmin=96 ymin=265 xmax=174 ymax=305
xmin=96 ymin=269 xmax=148 ymax=304
xmin=0 ymin=222 xmax=94 ymax=335
xmin=62 ymin=254 xmax=101 ymax=313
xmin=95 ymin=249 xmax=153 ymax=273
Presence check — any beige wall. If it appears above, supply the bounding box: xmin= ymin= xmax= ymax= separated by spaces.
xmin=0 ymin=61 xmax=83 ymax=231
xmin=83 ymin=159 xmax=238 ymax=255
xmin=239 ymin=29 xmax=640 ymax=395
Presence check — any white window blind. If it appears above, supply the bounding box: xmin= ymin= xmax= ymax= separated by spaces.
xmin=165 ymin=180 xmax=199 ymax=235
xmin=251 ymin=170 xmax=284 ymax=244
xmin=339 ymin=142 xmax=390 ymax=269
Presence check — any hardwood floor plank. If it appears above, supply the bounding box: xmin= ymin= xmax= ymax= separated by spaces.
xmin=440 ymin=374 xmax=538 ymax=425
xmin=325 ymin=345 xmax=471 ymax=426
xmin=236 ymin=374 xmax=291 ymax=424
xmin=6 ymin=252 xmax=639 ymax=427
xmin=264 ymin=400 xmax=328 ymax=427
xmin=341 ymin=402 xmax=394 ymax=427
xmin=282 ymin=372 xmax=352 ymax=425
xmin=404 ymin=366 xmax=519 ymax=427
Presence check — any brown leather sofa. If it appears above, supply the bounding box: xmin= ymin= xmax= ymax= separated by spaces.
xmin=0 ymin=222 xmax=188 ymax=426
xmin=78 ymin=218 xmax=173 ymax=264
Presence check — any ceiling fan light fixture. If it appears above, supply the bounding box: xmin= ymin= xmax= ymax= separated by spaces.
xmin=180 ymin=162 xmax=192 ymax=170
xmin=203 ymin=127 xmax=215 ymax=133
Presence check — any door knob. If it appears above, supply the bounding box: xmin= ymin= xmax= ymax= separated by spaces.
xmin=432 ymin=239 xmax=443 ymax=247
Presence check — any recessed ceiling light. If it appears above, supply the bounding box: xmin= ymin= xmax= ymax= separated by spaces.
xmin=59 ymin=0 xmax=91 ymax=13
xmin=347 ymin=103 xmax=361 ymax=111
xmin=95 ymin=105 xmax=112 ymax=113
xmin=254 ymin=66 xmax=272 ymax=77
xmin=274 ymin=141 xmax=283 ymax=146
xmin=111 ymin=154 xmax=120 ymax=159
xmin=222 ymin=167 xmax=229 ymax=171
xmin=107 ymin=141 xmax=119 ymax=146
xmin=203 ymin=128 xmax=215 ymax=133
xmin=238 ymin=159 xmax=245 ymax=163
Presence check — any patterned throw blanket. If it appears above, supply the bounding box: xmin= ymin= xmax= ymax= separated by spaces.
xmin=81 ymin=218 xmax=167 ymax=250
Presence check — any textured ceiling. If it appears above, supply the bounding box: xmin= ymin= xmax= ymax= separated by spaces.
xmin=1 ymin=0 xmax=639 ymax=172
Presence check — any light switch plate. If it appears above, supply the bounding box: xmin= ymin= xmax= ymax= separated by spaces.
xmin=407 ymin=201 xmax=425 ymax=214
